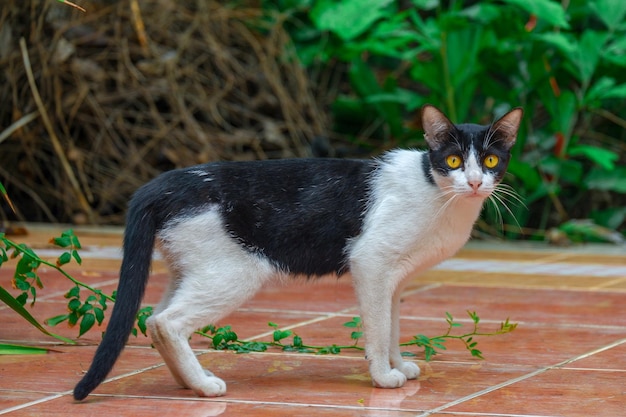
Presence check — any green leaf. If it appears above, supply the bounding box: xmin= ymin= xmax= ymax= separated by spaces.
xmin=68 ymin=298 xmax=81 ymax=312
xmin=0 ymin=285 xmax=74 ymax=344
xmin=558 ymin=219 xmax=625 ymax=244
xmin=135 ymin=306 xmax=153 ymax=337
xmin=585 ymin=167 xmax=626 ymax=193
xmin=591 ymin=207 xmax=626 ymax=230
xmin=52 ymin=236 xmax=72 ymax=248
xmin=540 ymin=156 xmax=583 ymax=185
xmin=94 ymin=307 xmax=104 ymax=325
xmin=45 ymin=314 xmax=70 ymax=327
xmin=343 ymin=317 xmax=361 ymax=328
xmin=349 ymin=60 xmax=404 ymax=137
xmin=601 ymin=83 xmax=626 ymax=100
xmin=590 ymin=0 xmax=626 ymax=31
xmin=467 ymin=311 xmax=480 ymax=324
xmin=507 ymin=159 xmax=542 ymax=192
xmin=0 ymin=343 xmax=50 ymax=355
xmin=350 ymin=331 xmax=363 ymax=340
xmin=273 ymin=329 xmax=293 ymax=342
xmin=534 ymin=32 xmax=577 ymax=59
xmin=239 ymin=341 xmax=267 ymax=353
xmin=310 ymin=0 xmax=394 ymax=41
xmin=0 ymin=246 xmax=8 ymax=264
xmin=16 ymin=292 xmax=27 ymax=306
xmin=14 ymin=278 xmax=31 ymax=291
xmin=79 ymin=313 xmax=96 ymax=337
xmin=0 ymin=181 xmax=17 ymax=213
xmin=501 ymin=0 xmax=570 ymax=28
xmin=575 ymin=31 xmax=609 ymax=86
xmin=568 ymin=144 xmax=619 ymax=170
xmin=65 ymin=286 xmax=80 ymax=299
xmin=584 ymin=77 xmax=617 ymax=103
xmin=71 ymin=250 xmax=82 ymax=265
xmin=410 ymin=0 xmax=438 ymax=10
xmin=57 ymin=252 xmax=72 ymax=266
xmin=470 ymin=349 xmax=484 ymax=359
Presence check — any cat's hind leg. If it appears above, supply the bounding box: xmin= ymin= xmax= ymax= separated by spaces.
xmin=149 ymin=213 xmax=275 ymax=396
xmin=147 ymin=259 xmax=271 ymax=397
xmin=148 ymin=299 xmax=227 ymax=396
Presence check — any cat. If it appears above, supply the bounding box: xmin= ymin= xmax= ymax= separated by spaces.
xmin=73 ymin=104 xmax=523 ymax=400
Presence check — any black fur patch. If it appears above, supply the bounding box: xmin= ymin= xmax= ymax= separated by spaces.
xmin=141 ymin=158 xmax=378 ymax=277
xmin=421 ymin=153 xmax=435 ymax=185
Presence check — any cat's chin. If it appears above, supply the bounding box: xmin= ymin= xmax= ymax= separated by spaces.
xmin=461 ymin=189 xmax=492 ymax=200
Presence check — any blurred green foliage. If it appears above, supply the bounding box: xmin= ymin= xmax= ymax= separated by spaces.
xmin=262 ymin=0 xmax=626 ymax=241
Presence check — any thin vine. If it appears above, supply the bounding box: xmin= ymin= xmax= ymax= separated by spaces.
xmin=1 ymin=230 xmax=517 ymax=360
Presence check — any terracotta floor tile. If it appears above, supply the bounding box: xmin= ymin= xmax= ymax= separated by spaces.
xmin=0 ymin=391 xmax=51 ymax=412
xmin=86 ymin=351 xmax=537 ymax=412
xmin=242 ymin=275 xmax=357 ymax=313
xmin=563 ymin=339 xmax=626 ymax=371
xmin=0 ymin=345 xmax=164 ymax=395
xmin=420 ymin=269 xmax=618 ymax=290
xmin=398 ymin=284 xmax=626 ymax=327
xmin=8 ymin=395 xmax=424 ymax=417
xmin=447 ymin=368 xmax=626 ymax=416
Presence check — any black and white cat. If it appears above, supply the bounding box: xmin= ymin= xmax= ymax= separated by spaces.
xmin=74 ymin=104 xmax=523 ymax=400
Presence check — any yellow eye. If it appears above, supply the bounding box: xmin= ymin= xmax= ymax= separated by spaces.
xmin=446 ymin=155 xmax=462 ymax=169
xmin=484 ymin=155 xmax=499 ymax=169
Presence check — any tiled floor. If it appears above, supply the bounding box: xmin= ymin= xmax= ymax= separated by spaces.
xmin=1 ymin=225 xmax=626 ymax=416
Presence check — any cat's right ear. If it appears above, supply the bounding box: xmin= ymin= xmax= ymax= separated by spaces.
xmin=421 ymin=104 xmax=455 ymax=150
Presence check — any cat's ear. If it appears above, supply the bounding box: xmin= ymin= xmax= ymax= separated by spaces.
xmin=421 ymin=104 xmax=455 ymax=150
xmin=491 ymin=107 xmax=523 ymax=150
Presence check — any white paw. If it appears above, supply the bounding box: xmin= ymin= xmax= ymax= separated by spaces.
xmin=371 ymin=368 xmax=407 ymax=388
xmin=194 ymin=376 xmax=227 ymax=397
xmin=396 ymin=361 xmax=420 ymax=380
xmin=203 ymin=368 xmax=215 ymax=377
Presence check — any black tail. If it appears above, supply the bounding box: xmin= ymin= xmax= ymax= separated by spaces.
xmin=73 ymin=204 xmax=157 ymax=400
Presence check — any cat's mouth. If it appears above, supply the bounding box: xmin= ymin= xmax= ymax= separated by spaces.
xmin=465 ymin=187 xmax=492 ymax=199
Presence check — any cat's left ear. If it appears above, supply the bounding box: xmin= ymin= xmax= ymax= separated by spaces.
xmin=491 ymin=107 xmax=524 ymax=150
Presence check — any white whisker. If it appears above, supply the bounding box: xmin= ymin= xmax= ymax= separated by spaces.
xmin=490 ymin=189 xmax=523 ymax=232
xmin=487 ymin=195 xmax=504 ymax=231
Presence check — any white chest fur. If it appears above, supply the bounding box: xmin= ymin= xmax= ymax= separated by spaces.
xmin=349 ymin=150 xmax=485 ymax=281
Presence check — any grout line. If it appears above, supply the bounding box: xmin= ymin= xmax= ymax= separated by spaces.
xmin=82 ymin=393 xmax=425 ymax=414
xmin=428 ymin=412 xmax=560 ymax=417
xmin=403 ymin=283 xmax=443 ymax=296
xmin=553 ymin=337 xmax=626 ymax=367
xmin=419 ymin=336 xmax=626 ymax=416
xmin=0 ymin=393 xmax=67 ymax=415
xmin=420 ymin=280 xmax=626 ymax=293
xmin=590 ymin=277 xmax=626 ymax=290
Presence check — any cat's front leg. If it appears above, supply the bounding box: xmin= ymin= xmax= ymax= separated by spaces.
xmin=352 ymin=268 xmax=409 ymax=388
xmin=389 ymin=283 xmax=420 ymax=380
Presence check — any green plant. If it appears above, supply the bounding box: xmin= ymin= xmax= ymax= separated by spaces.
xmin=196 ymin=312 xmax=517 ymax=361
xmin=264 ymin=0 xmax=626 ymax=241
xmin=0 ymin=230 xmax=149 ymax=341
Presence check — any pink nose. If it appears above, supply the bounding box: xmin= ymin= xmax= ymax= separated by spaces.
xmin=469 ymin=180 xmax=482 ymax=190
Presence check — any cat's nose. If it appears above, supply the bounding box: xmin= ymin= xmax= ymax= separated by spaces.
xmin=468 ymin=179 xmax=482 ymax=190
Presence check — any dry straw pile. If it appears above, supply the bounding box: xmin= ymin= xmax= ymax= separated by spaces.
xmin=0 ymin=0 xmax=326 ymax=224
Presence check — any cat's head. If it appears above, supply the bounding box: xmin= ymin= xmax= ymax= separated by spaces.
xmin=421 ymin=105 xmax=523 ymax=199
